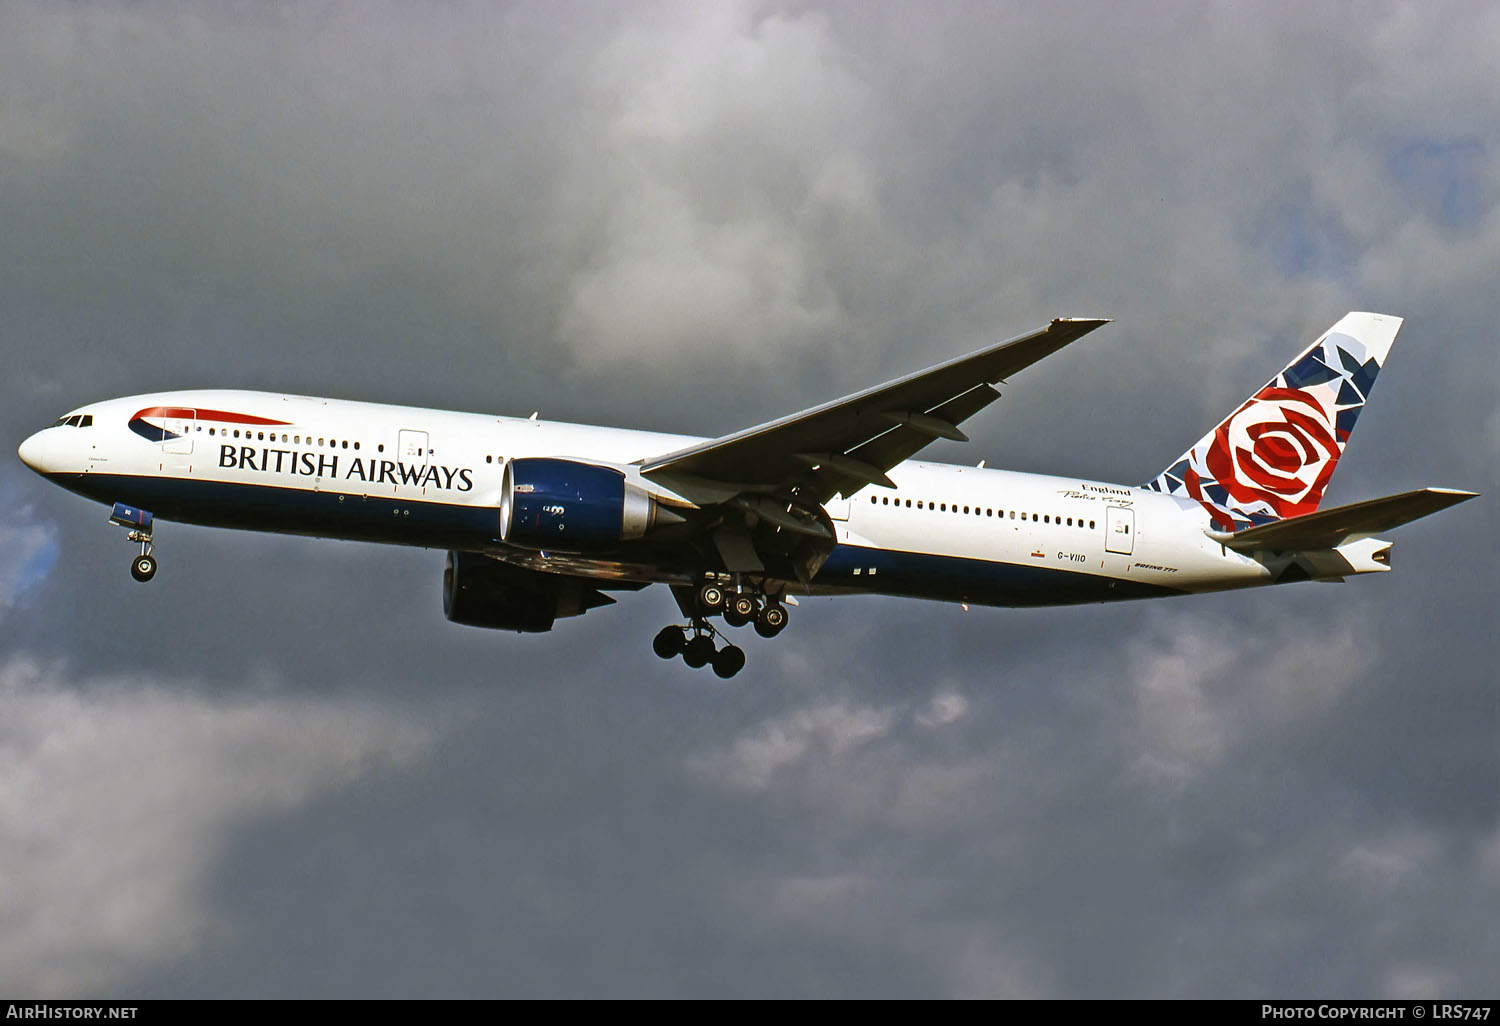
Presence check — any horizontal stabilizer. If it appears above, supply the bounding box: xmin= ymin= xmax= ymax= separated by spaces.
xmin=1213 ymin=487 xmax=1477 ymax=552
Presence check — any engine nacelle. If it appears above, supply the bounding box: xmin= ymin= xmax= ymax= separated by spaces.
xmin=442 ymin=550 xmax=558 ymax=632
xmin=500 ymin=457 xmax=666 ymax=549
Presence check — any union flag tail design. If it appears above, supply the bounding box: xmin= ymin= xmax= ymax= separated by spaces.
xmin=1145 ymin=312 xmax=1402 ymax=530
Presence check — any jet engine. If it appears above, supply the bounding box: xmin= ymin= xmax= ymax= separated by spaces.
xmin=442 ymin=551 xmax=561 ymax=631
xmin=499 ymin=457 xmax=679 ymax=549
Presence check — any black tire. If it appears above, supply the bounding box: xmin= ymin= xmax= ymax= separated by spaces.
xmin=652 ymin=626 xmax=686 ymax=659
xmin=711 ymin=645 xmax=746 ymax=679
xmin=697 ymin=583 xmax=726 ymax=613
xmin=131 ymin=554 xmax=157 ymax=583
xmin=754 ymin=603 xmax=787 ymax=638
xmin=682 ymin=636 xmax=714 ymax=669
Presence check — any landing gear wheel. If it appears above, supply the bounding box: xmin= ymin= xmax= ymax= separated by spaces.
xmin=711 ymin=644 xmax=746 ymax=679
xmin=697 ymin=583 xmax=726 ymax=614
xmin=754 ymin=602 xmax=788 ymax=638
xmin=130 ymin=553 xmax=158 ymax=582
xmin=652 ymin=626 xmax=686 ymax=660
xmin=724 ymin=594 xmax=756 ymax=627
xmin=682 ymin=635 xmax=715 ymax=669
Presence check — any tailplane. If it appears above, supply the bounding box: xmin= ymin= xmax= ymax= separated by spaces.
xmin=1208 ymin=487 xmax=1477 ymax=552
xmin=1146 ymin=312 xmax=1403 ymax=530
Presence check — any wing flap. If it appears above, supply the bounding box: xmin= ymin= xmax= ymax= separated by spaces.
xmin=1216 ymin=487 xmax=1477 ymax=552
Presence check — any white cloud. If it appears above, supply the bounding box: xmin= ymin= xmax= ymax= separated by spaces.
xmin=1337 ymin=828 xmax=1442 ymax=895
xmin=556 ymin=5 xmax=875 ymax=369
xmin=701 ymin=699 xmax=895 ymax=791
xmin=0 ymin=504 xmax=57 ymax=619
xmin=0 ymin=657 xmax=434 ymax=995
xmin=916 ymin=691 xmax=969 ymax=729
xmin=1128 ymin=614 xmax=1373 ymax=788
xmin=1384 ymin=964 xmax=1459 ymax=1000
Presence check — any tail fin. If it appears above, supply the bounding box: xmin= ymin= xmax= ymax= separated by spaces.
xmin=1145 ymin=312 xmax=1403 ymax=530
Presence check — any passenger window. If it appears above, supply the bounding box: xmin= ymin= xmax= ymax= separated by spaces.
xmin=1090 ymin=520 xmax=1096 ymax=529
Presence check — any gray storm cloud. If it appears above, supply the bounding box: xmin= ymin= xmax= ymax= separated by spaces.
xmin=0 ymin=0 xmax=1494 ymax=997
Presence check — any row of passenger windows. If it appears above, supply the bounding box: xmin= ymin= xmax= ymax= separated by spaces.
xmin=200 ymin=426 xmax=381 ymax=452
xmin=868 ymin=493 xmax=1095 ymax=529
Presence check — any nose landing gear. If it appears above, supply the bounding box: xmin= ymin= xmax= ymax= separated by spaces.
xmin=111 ymin=502 xmax=157 ymax=583
xmin=131 ymin=552 xmax=157 ymax=582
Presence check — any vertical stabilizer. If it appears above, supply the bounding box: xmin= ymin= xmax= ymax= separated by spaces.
xmin=1145 ymin=312 xmax=1402 ymax=530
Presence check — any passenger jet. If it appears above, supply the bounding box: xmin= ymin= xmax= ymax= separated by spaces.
xmin=17 ymin=312 xmax=1475 ymax=677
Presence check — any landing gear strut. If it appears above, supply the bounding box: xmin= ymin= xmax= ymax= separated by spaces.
xmin=110 ymin=502 xmax=157 ymax=583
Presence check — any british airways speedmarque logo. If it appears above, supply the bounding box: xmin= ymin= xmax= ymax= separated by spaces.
xmin=128 ymin=406 xmax=290 ymax=442
xmin=132 ymin=406 xmax=476 ymax=492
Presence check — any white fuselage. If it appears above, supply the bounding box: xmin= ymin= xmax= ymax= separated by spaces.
xmin=18 ymin=389 xmax=1295 ymax=607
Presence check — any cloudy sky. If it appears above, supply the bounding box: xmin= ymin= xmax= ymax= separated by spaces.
xmin=2 ymin=1 xmax=1496 ymax=998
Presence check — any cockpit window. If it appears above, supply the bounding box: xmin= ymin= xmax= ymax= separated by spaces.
xmin=51 ymin=414 xmax=92 ymax=427
xmin=79 ymin=414 xmax=92 ymax=427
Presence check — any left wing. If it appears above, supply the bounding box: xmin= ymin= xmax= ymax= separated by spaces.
xmin=640 ymin=318 xmax=1109 ymax=501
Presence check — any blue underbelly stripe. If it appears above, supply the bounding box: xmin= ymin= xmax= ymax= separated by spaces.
xmin=48 ymin=472 xmax=499 ymax=549
xmin=817 ymin=544 xmax=1182 ymax=606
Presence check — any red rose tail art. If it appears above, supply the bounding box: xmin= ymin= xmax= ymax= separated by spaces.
xmin=1145 ymin=312 xmax=1402 ymax=530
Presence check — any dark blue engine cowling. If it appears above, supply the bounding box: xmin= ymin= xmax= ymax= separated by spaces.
xmin=500 ymin=457 xmax=655 ymax=549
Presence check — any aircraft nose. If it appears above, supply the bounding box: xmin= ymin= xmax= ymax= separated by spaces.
xmin=17 ymin=429 xmax=61 ymax=475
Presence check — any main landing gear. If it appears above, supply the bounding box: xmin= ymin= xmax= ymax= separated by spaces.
xmin=653 ymin=581 xmax=790 ymax=678
xmin=110 ymin=502 xmax=157 ymax=582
